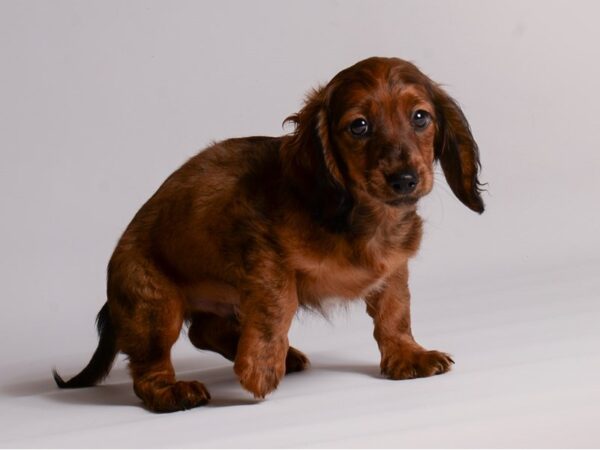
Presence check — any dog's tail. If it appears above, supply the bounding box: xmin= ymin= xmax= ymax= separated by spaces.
xmin=53 ymin=302 xmax=118 ymax=389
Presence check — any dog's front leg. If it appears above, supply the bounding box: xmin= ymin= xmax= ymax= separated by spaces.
xmin=234 ymin=274 xmax=298 ymax=398
xmin=366 ymin=263 xmax=454 ymax=379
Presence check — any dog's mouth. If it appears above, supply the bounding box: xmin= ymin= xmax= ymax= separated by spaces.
xmin=385 ymin=196 xmax=419 ymax=207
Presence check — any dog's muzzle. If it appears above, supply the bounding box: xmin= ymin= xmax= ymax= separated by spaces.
xmin=387 ymin=170 xmax=419 ymax=195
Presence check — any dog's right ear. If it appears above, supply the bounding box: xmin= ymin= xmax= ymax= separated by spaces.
xmin=283 ymin=86 xmax=345 ymax=187
xmin=282 ymin=86 xmax=352 ymax=232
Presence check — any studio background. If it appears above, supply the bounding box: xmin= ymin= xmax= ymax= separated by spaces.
xmin=1 ymin=0 xmax=599 ymax=447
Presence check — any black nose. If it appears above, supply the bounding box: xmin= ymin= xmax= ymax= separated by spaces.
xmin=388 ymin=171 xmax=419 ymax=194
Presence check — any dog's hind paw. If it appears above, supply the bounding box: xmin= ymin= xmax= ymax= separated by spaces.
xmin=286 ymin=346 xmax=310 ymax=374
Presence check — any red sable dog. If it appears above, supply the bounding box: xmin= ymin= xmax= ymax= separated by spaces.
xmin=54 ymin=57 xmax=484 ymax=412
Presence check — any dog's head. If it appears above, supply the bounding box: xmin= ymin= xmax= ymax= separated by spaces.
xmin=284 ymin=57 xmax=484 ymax=230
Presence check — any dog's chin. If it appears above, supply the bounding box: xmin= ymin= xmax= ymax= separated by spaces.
xmin=385 ymin=196 xmax=419 ymax=207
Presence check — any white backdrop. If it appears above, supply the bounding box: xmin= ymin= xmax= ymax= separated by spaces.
xmin=1 ymin=1 xmax=599 ymax=447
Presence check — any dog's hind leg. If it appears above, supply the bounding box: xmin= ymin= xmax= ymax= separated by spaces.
xmin=188 ymin=312 xmax=239 ymax=361
xmin=109 ymin=258 xmax=210 ymax=412
xmin=284 ymin=346 xmax=311 ymax=374
xmin=188 ymin=312 xmax=309 ymax=374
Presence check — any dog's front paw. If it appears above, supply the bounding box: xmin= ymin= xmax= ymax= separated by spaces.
xmin=381 ymin=347 xmax=454 ymax=380
xmin=234 ymin=355 xmax=286 ymax=399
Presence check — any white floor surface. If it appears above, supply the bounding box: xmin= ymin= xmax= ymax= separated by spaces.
xmin=1 ymin=259 xmax=599 ymax=448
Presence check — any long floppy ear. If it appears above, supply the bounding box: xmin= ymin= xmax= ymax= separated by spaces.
xmin=432 ymin=85 xmax=485 ymax=213
xmin=282 ymin=86 xmax=352 ymax=231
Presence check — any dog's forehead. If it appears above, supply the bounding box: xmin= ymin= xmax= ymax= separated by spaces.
xmin=331 ymin=58 xmax=427 ymax=88
xmin=328 ymin=72 xmax=433 ymax=119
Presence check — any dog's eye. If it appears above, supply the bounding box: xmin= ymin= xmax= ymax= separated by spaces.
xmin=412 ymin=110 xmax=431 ymax=130
xmin=349 ymin=118 xmax=369 ymax=137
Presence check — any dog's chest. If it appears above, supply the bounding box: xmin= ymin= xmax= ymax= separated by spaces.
xmin=293 ymin=239 xmax=404 ymax=303
xmin=287 ymin=213 xmax=421 ymax=303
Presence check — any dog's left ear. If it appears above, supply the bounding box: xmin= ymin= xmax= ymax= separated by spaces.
xmin=431 ymin=85 xmax=485 ymax=213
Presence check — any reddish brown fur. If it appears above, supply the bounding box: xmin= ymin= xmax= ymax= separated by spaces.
xmin=54 ymin=57 xmax=484 ymax=412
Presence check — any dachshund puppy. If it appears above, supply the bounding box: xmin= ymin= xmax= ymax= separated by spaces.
xmin=54 ymin=57 xmax=484 ymax=412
